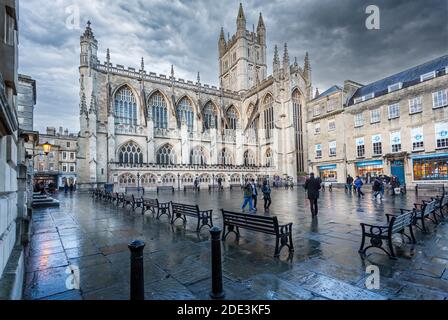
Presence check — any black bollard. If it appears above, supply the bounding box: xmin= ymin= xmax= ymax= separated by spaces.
xmin=209 ymin=227 xmax=225 ymax=299
xmin=128 ymin=240 xmax=145 ymax=300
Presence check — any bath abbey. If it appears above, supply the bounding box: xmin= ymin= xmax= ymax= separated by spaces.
xmin=77 ymin=4 xmax=311 ymax=190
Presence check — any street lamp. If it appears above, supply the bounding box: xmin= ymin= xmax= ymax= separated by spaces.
xmin=136 ymin=172 xmax=141 ymax=193
xmin=177 ymin=173 xmax=180 ymax=191
xmin=42 ymin=141 xmax=52 ymax=156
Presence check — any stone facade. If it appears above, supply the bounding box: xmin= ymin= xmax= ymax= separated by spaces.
xmin=308 ymin=56 xmax=448 ymax=187
xmin=34 ymin=127 xmax=78 ymax=189
xmin=0 ymin=0 xmax=25 ymax=300
xmin=17 ymin=75 xmax=36 ymax=132
xmin=77 ymin=5 xmax=312 ymax=191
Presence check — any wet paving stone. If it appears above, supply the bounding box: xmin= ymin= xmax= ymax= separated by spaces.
xmin=24 ymin=189 xmax=448 ymax=300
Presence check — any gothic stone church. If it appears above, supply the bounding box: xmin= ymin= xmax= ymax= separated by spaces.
xmin=77 ymin=4 xmax=312 ymax=190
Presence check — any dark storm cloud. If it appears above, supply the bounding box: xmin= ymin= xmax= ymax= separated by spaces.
xmin=19 ymin=0 xmax=447 ymax=132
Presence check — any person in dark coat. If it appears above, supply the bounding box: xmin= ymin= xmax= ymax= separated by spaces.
xmin=304 ymin=173 xmax=322 ymax=217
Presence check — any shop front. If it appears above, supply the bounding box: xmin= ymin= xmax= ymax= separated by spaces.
xmin=318 ymin=164 xmax=338 ymax=182
xmin=33 ymin=173 xmax=58 ymax=192
xmin=412 ymin=153 xmax=448 ymax=181
xmin=58 ymin=174 xmax=77 ymax=190
xmin=355 ymin=160 xmax=384 ymax=183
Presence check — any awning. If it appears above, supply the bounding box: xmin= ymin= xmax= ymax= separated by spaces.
xmin=318 ymin=164 xmax=337 ymax=170
xmin=411 ymin=153 xmax=448 ymax=160
xmin=355 ymin=160 xmax=383 ymax=167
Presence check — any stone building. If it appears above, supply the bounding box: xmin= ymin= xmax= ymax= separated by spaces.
xmin=0 ymin=0 xmax=25 ymax=299
xmin=77 ymin=4 xmax=312 ymax=191
xmin=308 ymin=55 xmax=448 ymax=187
xmin=34 ymin=127 xmax=78 ymax=189
xmin=17 ymin=74 xmax=36 ymax=131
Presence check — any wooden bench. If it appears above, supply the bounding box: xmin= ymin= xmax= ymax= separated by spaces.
xmin=184 ymin=185 xmax=199 ymax=192
xmin=405 ymin=199 xmax=438 ymax=233
xmin=157 ymin=186 xmax=175 ymax=194
xmin=111 ymin=192 xmax=119 ymax=205
xmin=122 ymin=194 xmax=138 ymax=210
xmin=116 ymin=193 xmax=125 ymax=207
xmin=359 ymin=210 xmax=415 ymax=259
xmin=142 ymin=197 xmax=171 ymax=219
xmin=126 ymin=187 xmax=145 ymax=195
xmin=170 ymin=202 xmax=213 ymax=232
xmin=432 ymin=193 xmax=447 ymax=220
xmin=221 ymin=210 xmax=294 ymax=257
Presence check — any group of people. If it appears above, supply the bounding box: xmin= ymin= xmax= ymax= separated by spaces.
xmin=346 ymin=174 xmax=401 ymax=199
xmin=241 ymin=179 xmax=272 ymax=212
xmin=63 ymin=181 xmax=76 ymax=194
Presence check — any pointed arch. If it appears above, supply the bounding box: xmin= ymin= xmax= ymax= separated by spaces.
xmin=243 ymin=149 xmax=256 ymax=167
xmin=265 ymin=148 xmax=273 ymax=167
xmin=190 ymin=146 xmax=208 ymax=165
xmin=117 ymin=141 xmax=144 ymax=164
xmin=225 ymin=105 xmax=240 ymax=130
xmin=113 ymin=84 xmax=140 ymax=126
xmin=292 ymin=88 xmax=305 ymax=173
xmin=119 ymin=173 xmax=137 ymax=187
xmin=218 ymin=148 xmax=234 ymax=166
xmin=176 ymin=96 xmax=195 ymax=132
xmin=202 ymin=100 xmax=219 ymax=131
xmin=262 ymin=93 xmax=274 ymax=139
xmin=148 ymin=90 xmax=169 ymax=129
xmin=141 ymin=173 xmax=158 ymax=186
xmin=156 ymin=143 xmax=176 ymax=165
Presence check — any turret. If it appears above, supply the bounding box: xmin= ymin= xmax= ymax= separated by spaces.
xmin=80 ymin=21 xmax=98 ymax=67
xmin=219 ymin=27 xmax=226 ymax=57
xmin=283 ymin=43 xmax=290 ymax=71
xmin=273 ymin=45 xmax=280 ymax=78
xmin=257 ymin=13 xmax=266 ymax=45
xmin=236 ymin=3 xmax=246 ymax=35
xmin=304 ymin=51 xmax=311 ymax=81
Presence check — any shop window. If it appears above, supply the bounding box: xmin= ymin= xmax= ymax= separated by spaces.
xmin=413 ymin=157 xmax=448 ymax=181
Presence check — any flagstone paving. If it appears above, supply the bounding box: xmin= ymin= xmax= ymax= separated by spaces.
xmin=23 ymin=188 xmax=448 ymax=300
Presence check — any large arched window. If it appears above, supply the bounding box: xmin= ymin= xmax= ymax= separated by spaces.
xmin=263 ymin=94 xmax=274 ymax=139
xmin=156 ymin=144 xmax=176 ymax=165
xmin=149 ymin=92 xmax=168 ymax=129
xmin=266 ymin=148 xmax=273 ymax=167
xmin=119 ymin=173 xmax=137 ymax=186
xmin=203 ymin=102 xmax=218 ymax=130
xmin=115 ymin=86 xmax=138 ymax=126
xmin=292 ymin=89 xmax=304 ymax=173
xmin=244 ymin=150 xmax=256 ymax=167
xmin=226 ymin=106 xmax=239 ymax=130
xmin=218 ymin=148 xmax=233 ymax=166
xmin=141 ymin=173 xmax=157 ymax=186
xmin=177 ymin=97 xmax=194 ymax=132
xmin=190 ymin=147 xmax=207 ymax=165
xmin=118 ymin=142 xmax=143 ymax=164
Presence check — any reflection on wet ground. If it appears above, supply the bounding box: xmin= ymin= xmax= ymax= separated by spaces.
xmin=24 ymin=188 xmax=448 ymax=300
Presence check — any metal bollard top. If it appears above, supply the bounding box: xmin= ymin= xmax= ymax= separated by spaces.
xmin=209 ymin=226 xmax=222 ymax=239
xmin=128 ymin=240 xmax=146 ymax=251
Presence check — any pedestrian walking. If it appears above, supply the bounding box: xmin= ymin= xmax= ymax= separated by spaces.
xmin=262 ymin=180 xmax=272 ymax=210
xmin=304 ymin=173 xmax=322 ymax=217
xmin=346 ymin=175 xmax=354 ymax=193
xmin=194 ymin=177 xmax=199 ymax=191
xmin=69 ymin=183 xmax=74 ymax=193
xmin=64 ymin=182 xmax=69 ymax=194
xmin=217 ymin=177 xmax=223 ymax=190
xmin=354 ymin=176 xmax=364 ymax=198
xmin=251 ymin=179 xmax=258 ymax=211
xmin=241 ymin=181 xmax=254 ymax=212
xmin=372 ymin=176 xmax=382 ymax=199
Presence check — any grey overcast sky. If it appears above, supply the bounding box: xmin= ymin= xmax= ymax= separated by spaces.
xmin=19 ymin=0 xmax=448 ymax=133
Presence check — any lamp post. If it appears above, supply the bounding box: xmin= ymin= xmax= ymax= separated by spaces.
xmin=177 ymin=173 xmax=180 ymax=191
xmin=212 ymin=173 xmax=215 ymax=189
xmin=136 ymin=172 xmax=141 ymax=194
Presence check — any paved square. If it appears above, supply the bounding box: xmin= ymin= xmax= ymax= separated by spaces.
xmin=24 ymin=188 xmax=448 ymax=300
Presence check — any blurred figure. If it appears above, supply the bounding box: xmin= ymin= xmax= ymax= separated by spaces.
xmin=304 ymin=173 xmax=322 ymax=217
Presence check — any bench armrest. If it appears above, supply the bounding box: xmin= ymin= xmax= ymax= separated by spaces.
xmin=360 ymin=222 xmax=389 ymax=232
xmin=199 ymin=209 xmax=213 ymax=216
xmin=278 ymin=223 xmax=293 ymax=235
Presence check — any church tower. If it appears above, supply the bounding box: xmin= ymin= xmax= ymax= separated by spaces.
xmin=219 ymin=4 xmax=267 ymax=93
xmin=77 ymin=21 xmax=99 ymax=190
